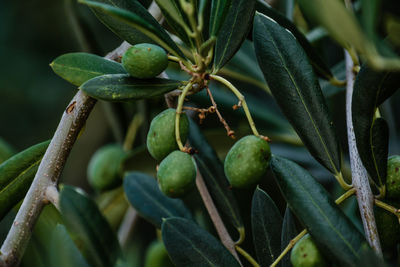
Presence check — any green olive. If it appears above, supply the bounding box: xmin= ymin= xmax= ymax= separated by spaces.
xmin=122 ymin=43 xmax=168 ymax=79
xmin=290 ymin=234 xmax=326 ymax=267
xmin=87 ymin=144 xmax=127 ymax=191
xmin=157 ymin=150 xmax=196 ymax=198
xmin=144 ymin=240 xmax=174 ymax=267
xmin=224 ymin=135 xmax=271 ymax=188
xmin=147 ymin=109 xmax=189 ymax=161
xmin=386 ymin=155 xmax=400 ymax=199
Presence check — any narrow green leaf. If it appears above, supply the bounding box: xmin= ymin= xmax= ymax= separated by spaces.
xmin=271 ymin=155 xmax=366 ymax=266
xmin=213 ymin=0 xmax=256 ymax=71
xmin=188 ymin=119 xmax=243 ymax=232
xmin=209 ymin=0 xmax=231 ymax=37
xmin=0 ymin=140 xmax=49 ymax=220
xmin=251 ymin=187 xmax=282 ymax=266
xmin=155 ymin=0 xmax=193 ymax=47
xmin=60 ymin=185 xmax=122 ymax=267
xmin=162 ymin=217 xmax=240 ymax=266
xmin=123 ymin=172 xmax=192 ymax=228
xmin=49 ymin=224 xmax=90 ymax=267
xmin=50 ymin=52 xmax=126 ymax=86
xmin=80 ymin=0 xmax=186 ymax=58
xmin=255 ymin=1 xmax=335 ymax=81
xmin=281 ymin=206 xmax=297 ymax=267
xmin=297 ymin=0 xmax=369 ymax=54
xmin=198 ymin=0 xmax=211 ymax=39
xmin=253 ymin=13 xmax=341 ymax=174
xmin=352 ymin=66 xmax=400 ymax=186
xmin=79 ymin=74 xmax=182 ymax=102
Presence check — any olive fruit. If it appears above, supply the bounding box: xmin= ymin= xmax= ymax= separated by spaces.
xmin=290 ymin=234 xmax=326 ymax=267
xmin=144 ymin=240 xmax=174 ymax=267
xmin=224 ymin=135 xmax=271 ymax=188
xmin=147 ymin=109 xmax=189 ymax=161
xmin=157 ymin=150 xmax=196 ymax=198
xmin=87 ymin=144 xmax=127 ymax=191
xmin=386 ymin=155 xmax=400 ymax=199
xmin=374 ymin=200 xmax=400 ymax=250
xmin=122 ymin=43 xmax=168 ymax=79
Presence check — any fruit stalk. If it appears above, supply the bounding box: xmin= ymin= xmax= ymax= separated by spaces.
xmin=175 ymin=81 xmax=194 ymax=150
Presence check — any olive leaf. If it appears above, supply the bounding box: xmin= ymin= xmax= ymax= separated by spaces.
xmin=123 ymin=172 xmax=193 ymax=228
xmin=352 ymin=65 xmax=400 ymax=187
xmin=281 ymin=206 xmax=298 ymax=267
xmin=79 ymin=0 xmax=186 ymax=59
xmin=271 ymin=155 xmax=366 ymax=266
xmin=0 ymin=140 xmax=49 ymax=220
xmin=79 ymin=74 xmax=182 ymax=102
xmin=253 ymin=12 xmax=342 ymax=174
xmin=50 ymin=52 xmax=126 ymax=86
xmin=60 ymin=185 xmax=122 ymax=267
xmin=162 ymin=217 xmax=241 ymax=266
xmin=209 ymin=0 xmax=232 ymax=37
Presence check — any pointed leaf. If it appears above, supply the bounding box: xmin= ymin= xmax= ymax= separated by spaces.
xmin=281 ymin=206 xmax=297 ymax=267
xmin=50 ymin=52 xmax=126 ymax=86
xmin=60 ymin=185 xmax=122 ymax=267
xmin=155 ymin=0 xmax=193 ymax=47
xmin=49 ymin=224 xmax=90 ymax=267
xmin=123 ymin=172 xmax=193 ymax=228
xmin=209 ymin=0 xmax=231 ymax=37
xmin=188 ymin=119 xmax=243 ymax=233
xmin=352 ymin=66 xmax=400 ymax=186
xmin=271 ymin=155 xmax=366 ymax=266
xmin=80 ymin=74 xmax=181 ymax=102
xmin=253 ymin=13 xmax=341 ymax=174
xmin=255 ymin=1 xmax=335 ymax=81
xmin=251 ymin=187 xmax=282 ymax=266
xmin=213 ymin=0 xmax=256 ymax=71
xmin=162 ymin=217 xmax=240 ymax=267
xmin=0 ymin=140 xmax=49 ymax=220
xmin=80 ymin=0 xmax=186 ymax=58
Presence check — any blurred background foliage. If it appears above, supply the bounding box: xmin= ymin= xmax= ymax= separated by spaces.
xmin=0 ymin=0 xmax=400 ymax=266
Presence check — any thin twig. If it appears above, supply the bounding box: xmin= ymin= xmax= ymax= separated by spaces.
xmin=117 ymin=207 xmax=138 ymax=247
xmin=345 ymin=51 xmax=382 ymax=254
xmin=195 ymin=171 xmax=242 ymax=265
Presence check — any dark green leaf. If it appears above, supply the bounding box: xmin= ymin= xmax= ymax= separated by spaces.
xmin=251 ymin=187 xmax=282 ymax=266
xmin=50 ymin=52 xmax=126 ymax=86
xmin=0 ymin=140 xmax=49 ymax=220
xmin=123 ymin=172 xmax=192 ymax=228
xmin=162 ymin=217 xmax=240 ymax=267
xmin=255 ymin=1 xmax=335 ymax=81
xmin=361 ymin=0 xmax=380 ymax=41
xmin=271 ymin=156 xmax=366 ymax=266
xmin=49 ymin=224 xmax=90 ymax=267
xmin=198 ymin=0 xmax=211 ymax=39
xmin=281 ymin=206 xmax=297 ymax=267
xmin=352 ymin=66 xmax=400 ymax=186
xmin=79 ymin=74 xmax=182 ymax=102
xmin=209 ymin=0 xmax=231 ymax=37
xmin=155 ymin=0 xmax=193 ymax=48
xmin=188 ymin=119 xmax=243 ymax=233
xmin=60 ymin=185 xmax=122 ymax=267
xmin=79 ymin=0 xmax=186 ymax=58
xmin=253 ymin=13 xmax=341 ymax=174
xmin=213 ymin=0 xmax=256 ymax=71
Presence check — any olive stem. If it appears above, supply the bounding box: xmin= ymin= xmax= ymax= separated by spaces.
xmin=345 ymin=49 xmax=382 ymax=254
xmin=235 ymin=246 xmax=260 ymax=267
xmin=195 ymin=170 xmax=242 ymax=265
xmin=123 ymin=114 xmax=144 ymax=151
xmin=334 ymin=172 xmax=353 ymax=191
xmin=374 ymin=199 xmax=400 ymax=218
xmin=270 ymin=188 xmax=356 ymax=267
xmin=175 ymin=81 xmax=194 ymax=151
xmin=209 ymin=74 xmax=260 ymax=137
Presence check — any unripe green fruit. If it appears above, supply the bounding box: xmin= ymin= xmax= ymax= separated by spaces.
xmin=87 ymin=144 xmax=127 ymax=191
xmin=122 ymin=43 xmax=168 ymax=79
xmin=224 ymin=135 xmax=271 ymax=188
xmin=144 ymin=240 xmax=174 ymax=267
xmin=374 ymin=200 xmax=400 ymax=250
xmin=290 ymin=234 xmax=326 ymax=267
xmin=386 ymin=155 xmax=400 ymax=199
xmin=157 ymin=150 xmax=196 ymax=198
xmin=147 ymin=109 xmax=189 ymax=161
